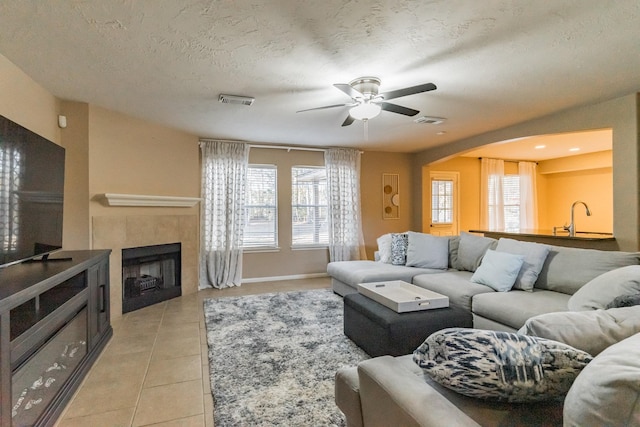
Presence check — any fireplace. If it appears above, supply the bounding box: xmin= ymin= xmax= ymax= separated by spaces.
xmin=122 ymin=242 xmax=181 ymax=313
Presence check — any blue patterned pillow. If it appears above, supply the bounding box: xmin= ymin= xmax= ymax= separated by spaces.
xmin=390 ymin=233 xmax=408 ymax=265
xmin=413 ymin=328 xmax=592 ymax=402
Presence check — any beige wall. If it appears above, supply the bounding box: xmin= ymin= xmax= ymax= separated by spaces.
xmin=0 ymin=53 xmax=60 ymax=146
xmin=360 ymin=151 xmax=414 ymax=259
xmin=413 ymin=94 xmax=640 ymax=251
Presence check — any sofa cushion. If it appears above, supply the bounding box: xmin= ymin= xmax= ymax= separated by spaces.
xmin=376 ymin=233 xmax=392 ymax=263
xmin=563 ymin=333 xmax=640 ymax=427
xmin=495 ymin=238 xmax=550 ymax=292
xmin=327 ymin=260 xmax=444 ymax=288
xmin=413 ymin=328 xmax=592 ymax=403
xmin=455 ymin=232 xmax=497 ymax=272
xmin=390 ymin=233 xmax=409 ymax=265
xmin=519 ymin=306 xmax=640 ymax=356
xmin=568 ymin=265 xmax=640 ymax=311
xmin=470 ymin=249 xmax=525 ymax=292
xmin=472 ymin=289 xmax=570 ymax=330
xmin=535 ymin=246 xmax=640 ymax=295
xmin=412 ymin=271 xmax=493 ymax=311
xmin=406 ymin=231 xmax=449 ymax=269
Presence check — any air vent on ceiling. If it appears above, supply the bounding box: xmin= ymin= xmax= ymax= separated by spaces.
xmin=218 ymin=94 xmax=255 ymax=106
xmin=413 ymin=116 xmax=446 ymax=125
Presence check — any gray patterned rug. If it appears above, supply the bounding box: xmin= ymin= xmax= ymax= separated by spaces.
xmin=203 ymin=289 xmax=369 ymax=426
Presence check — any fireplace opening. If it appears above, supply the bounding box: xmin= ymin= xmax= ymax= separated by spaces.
xmin=122 ymin=242 xmax=181 ymax=313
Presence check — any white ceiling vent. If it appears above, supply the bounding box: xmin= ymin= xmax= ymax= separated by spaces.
xmin=413 ymin=116 xmax=446 ymax=125
xmin=218 ymin=94 xmax=255 ymax=106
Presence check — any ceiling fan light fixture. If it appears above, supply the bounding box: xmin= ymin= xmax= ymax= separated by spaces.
xmin=349 ymin=102 xmax=381 ymax=121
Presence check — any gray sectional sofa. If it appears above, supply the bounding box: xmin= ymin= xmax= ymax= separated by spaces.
xmin=328 ymin=231 xmax=640 ymax=332
xmin=331 ymin=231 xmax=640 ymax=426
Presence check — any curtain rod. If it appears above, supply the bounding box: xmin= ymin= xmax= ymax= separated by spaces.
xmin=478 ymin=157 xmax=538 ymax=165
xmin=199 ymin=138 xmax=363 ymax=153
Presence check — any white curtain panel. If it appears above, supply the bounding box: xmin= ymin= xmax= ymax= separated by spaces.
xmin=518 ymin=161 xmax=539 ymax=230
xmin=325 ymin=148 xmax=365 ymax=262
xmin=480 ymin=158 xmax=505 ymax=230
xmin=199 ymin=140 xmax=249 ymax=289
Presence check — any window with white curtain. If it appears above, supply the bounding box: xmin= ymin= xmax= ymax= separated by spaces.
xmin=502 ymin=175 xmax=521 ymax=232
xmin=291 ymin=166 xmax=328 ymax=246
xmin=243 ymin=165 xmax=277 ymax=248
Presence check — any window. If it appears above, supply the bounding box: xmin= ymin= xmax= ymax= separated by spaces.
xmin=243 ymin=165 xmax=277 ymax=248
xmin=431 ymin=179 xmax=454 ymax=224
xmin=291 ymin=167 xmax=328 ymax=246
xmin=503 ymin=175 xmax=521 ymax=231
xmin=0 ymin=142 xmax=22 ymax=253
xmin=488 ymin=174 xmax=521 ymax=232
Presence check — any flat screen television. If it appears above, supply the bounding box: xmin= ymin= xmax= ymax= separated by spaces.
xmin=0 ymin=114 xmax=65 ymax=268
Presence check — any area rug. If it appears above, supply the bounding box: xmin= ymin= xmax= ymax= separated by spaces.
xmin=203 ymin=289 xmax=369 ymax=426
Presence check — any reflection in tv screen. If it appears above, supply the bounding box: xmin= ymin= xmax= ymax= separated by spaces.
xmin=0 ymin=115 xmax=65 ymax=268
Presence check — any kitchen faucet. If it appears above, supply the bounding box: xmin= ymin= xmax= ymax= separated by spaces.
xmin=564 ymin=200 xmax=592 ymax=237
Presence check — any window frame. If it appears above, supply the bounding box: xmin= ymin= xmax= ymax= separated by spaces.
xmin=291 ymin=165 xmax=328 ymax=248
xmin=242 ymin=164 xmax=278 ymax=250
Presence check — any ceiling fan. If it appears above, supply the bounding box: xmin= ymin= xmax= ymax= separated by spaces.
xmin=297 ymin=77 xmax=437 ymax=127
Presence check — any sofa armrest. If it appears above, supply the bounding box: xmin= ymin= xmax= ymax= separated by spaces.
xmin=357 ymin=356 xmax=481 ymax=427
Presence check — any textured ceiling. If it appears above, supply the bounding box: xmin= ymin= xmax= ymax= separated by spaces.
xmin=0 ymin=1 xmax=639 ymax=153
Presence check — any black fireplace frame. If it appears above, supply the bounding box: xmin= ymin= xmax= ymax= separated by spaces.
xmin=122 ymin=242 xmax=181 ymax=313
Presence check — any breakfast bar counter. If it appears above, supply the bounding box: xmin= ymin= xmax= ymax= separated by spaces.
xmin=469 ymin=229 xmax=618 ymax=250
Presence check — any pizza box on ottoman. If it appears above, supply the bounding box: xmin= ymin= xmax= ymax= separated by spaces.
xmin=357 ymin=280 xmax=449 ymax=313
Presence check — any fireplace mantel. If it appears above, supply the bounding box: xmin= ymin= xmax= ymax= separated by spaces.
xmin=102 ymin=193 xmax=201 ymax=207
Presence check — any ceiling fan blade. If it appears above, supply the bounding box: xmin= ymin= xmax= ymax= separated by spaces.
xmin=341 ymin=115 xmax=355 ymax=127
xmin=334 ymin=83 xmax=364 ymax=100
xmin=379 ymin=83 xmax=436 ymax=101
xmin=296 ymin=103 xmax=353 ymax=113
xmin=380 ymin=102 xmax=420 ymax=116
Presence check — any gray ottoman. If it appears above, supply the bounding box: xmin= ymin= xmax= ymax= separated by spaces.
xmin=344 ymin=293 xmax=473 ymax=357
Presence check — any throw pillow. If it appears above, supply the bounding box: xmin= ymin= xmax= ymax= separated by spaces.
xmin=376 ymin=233 xmax=392 ymax=263
xmin=495 ymin=238 xmax=550 ymax=292
xmin=390 ymin=233 xmax=409 ymax=265
xmin=606 ymin=293 xmax=640 ymax=309
xmin=456 ymin=231 xmax=497 ymax=272
xmin=568 ymin=265 xmax=640 ymax=311
xmin=413 ymin=328 xmax=592 ymax=403
xmin=519 ymin=306 xmax=640 ymax=356
xmin=563 ymin=333 xmax=640 ymax=427
xmin=470 ymin=249 xmax=525 ymax=292
xmin=448 ymin=235 xmax=460 ymax=269
xmin=405 ymin=231 xmax=449 ymax=269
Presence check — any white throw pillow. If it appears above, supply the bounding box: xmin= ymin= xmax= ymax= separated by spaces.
xmin=563 ymin=333 xmax=640 ymax=426
xmin=519 ymin=306 xmax=640 ymax=356
xmin=496 ymin=238 xmax=550 ymax=292
xmin=456 ymin=231 xmax=497 ymax=272
xmin=568 ymin=265 xmax=640 ymax=311
xmin=376 ymin=233 xmax=392 ymax=263
xmin=470 ymin=249 xmax=525 ymax=292
xmin=405 ymin=231 xmax=449 ymax=269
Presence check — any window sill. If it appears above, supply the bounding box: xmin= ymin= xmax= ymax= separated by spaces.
xmin=243 ymin=247 xmax=280 ymax=253
xmin=291 ymin=245 xmax=329 ymax=251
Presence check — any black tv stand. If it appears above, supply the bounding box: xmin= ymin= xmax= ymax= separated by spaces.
xmin=23 ymin=253 xmax=73 ymax=263
xmin=0 ymin=250 xmax=112 ymax=427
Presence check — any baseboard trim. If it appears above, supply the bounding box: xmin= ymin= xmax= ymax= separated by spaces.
xmin=242 ymin=272 xmax=329 ymax=284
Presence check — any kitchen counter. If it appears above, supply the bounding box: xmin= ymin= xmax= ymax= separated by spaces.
xmin=469 ymin=229 xmax=618 ymax=250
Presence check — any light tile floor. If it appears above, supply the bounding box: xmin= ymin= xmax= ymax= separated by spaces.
xmin=55 ymin=277 xmax=332 ymax=427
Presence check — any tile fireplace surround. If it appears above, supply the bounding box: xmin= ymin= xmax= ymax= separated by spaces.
xmin=92 ymin=214 xmax=199 ymax=318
